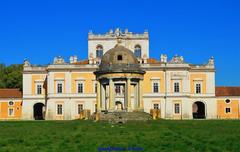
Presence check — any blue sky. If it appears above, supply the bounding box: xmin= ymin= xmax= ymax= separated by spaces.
xmin=0 ymin=0 xmax=239 ymax=86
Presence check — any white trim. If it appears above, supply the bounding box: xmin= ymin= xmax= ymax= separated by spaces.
xmin=171 ymin=77 xmax=182 ymax=80
xmin=54 ymin=78 xmax=65 ymax=81
xmin=34 ymin=79 xmax=45 ymax=83
xmin=75 ymin=78 xmax=86 ymax=81
xmin=150 ymin=77 xmax=161 ymax=80
xmin=193 ymin=78 xmax=203 ymax=81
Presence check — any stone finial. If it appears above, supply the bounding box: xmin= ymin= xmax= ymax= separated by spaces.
xmin=54 ymin=56 xmax=65 ymax=64
xmin=70 ymin=56 xmax=74 ymax=64
xmin=24 ymin=59 xmax=31 ymax=67
xmin=143 ymin=54 xmax=147 ymax=64
xmin=208 ymin=56 xmax=214 ymax=65
xmin=73 ymin=55 xmax=78 ymax=63
xmin=89 ymin=53 xmax=94 ymax=64
xmin=124 ymin=28 xmax=129 ymax=34
xmin=70 ymin=55 xmax=78 ymax=64
xmin=115 ymin=28 xmax=122 ymax=36
xmin=160 ymin=54 xmax=167 ymax=63
xmin=88 ymin=30 xmax=93 ymax=35
xmin=109 ymin=29 xmax=113 ymax=34
xmin=170 ymin=55 xmax=184 ymax=64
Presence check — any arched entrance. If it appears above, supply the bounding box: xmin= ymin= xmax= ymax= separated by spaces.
xmin=33 ymin=103 xmax=45 ymax=120
xmin=115 ymin=101 xmax=123 ymax=110
xmin=192 ymin=101 xmax=206 ymax=119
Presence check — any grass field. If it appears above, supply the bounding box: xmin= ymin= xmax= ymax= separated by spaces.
xmin=0 ymin=120 xmax=240 ymax=152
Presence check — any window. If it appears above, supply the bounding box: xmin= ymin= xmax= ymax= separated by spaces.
xmin=174 ymin=103 xmax=180 ymax=114
xmin=226 ymin=108 xmax=231 ymax=113
xmin=96 ymin=45 xmax=103 ymax=58
xmin=37 ymin=84 xmax=42 ymax=95
xmin=95 ymin=83 xmax=97 ymax=93
xmin=115 ymin=85 xmax=121 ymax=94
xmin=174 ymin=82 xmax=180 ymax=93
xmin=117 ymin=55 xmax=123 ymax=61
xmin=57 ymin=104 xmax=63 ymax=115
xmin=153 ymin=83 xmax=159 ymax=93
xmin=8 ymin=108 xmax=14 ymax=116
xmin=195 ymin=83 xmax=201 ymax=94
xmin=57 ymin=83 xmax=63 ymax=94
xmin=134 ymin=45 xmax=142 ymax=58
xmin=77 ymin=104 xmax=83 ymax=114
xmin=8 ymin=101 xmax=14 ymax=106
xmin=225 ymin=99 xmax=231 ymax=104
xmin=77 ymin=83 xmax=83 ymax=93
xmin=153 ymin=104 xmax=159 ymax=109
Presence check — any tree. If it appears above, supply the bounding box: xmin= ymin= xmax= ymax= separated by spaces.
xmin=0 ymin=64 xmax=6 ymax=88
xmin=0 ymin=64 xmax=23 ymax=90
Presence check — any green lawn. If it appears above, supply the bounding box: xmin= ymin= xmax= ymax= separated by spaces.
xmin=0 ymin=120 xmax=240 ymax=152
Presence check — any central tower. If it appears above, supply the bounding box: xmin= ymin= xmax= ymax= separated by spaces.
xmin=94 ymin=44 xmax=145 ymax=112
xmin=88 ymin=28 xmax=149 ymax=64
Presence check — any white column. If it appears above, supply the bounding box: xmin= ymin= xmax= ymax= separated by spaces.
xmin=134 ymin=83 xmax=138 ymax=109
xmin=97 ymin=81 xmax=101 ymax=112
xmin=101 ymin=84 xmax=106 ymax=110
xmin=127 ymin=78 xmax=132 ymax=111
xmin=109 ymin=78 xmax=114 ymax=110
xmin=138 ymin=80 xmax=143 ymax=109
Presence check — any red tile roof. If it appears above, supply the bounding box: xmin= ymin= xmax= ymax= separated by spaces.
xmin=73 ymin=60 xmax=89 ymax=65
xmin=147 ymin=58 xmax=162 ymax=64
xmin=216 ymin=87 xmax=240 ymax=97
xmin=0 ymin=89 xmax=22 ymax=98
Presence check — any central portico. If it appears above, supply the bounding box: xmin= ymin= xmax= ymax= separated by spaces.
xmin=94 ymin=45 xmax=145 ymax=112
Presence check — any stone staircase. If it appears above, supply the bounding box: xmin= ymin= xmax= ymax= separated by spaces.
xmin=91 ymin=111 xmax=152 ymax=123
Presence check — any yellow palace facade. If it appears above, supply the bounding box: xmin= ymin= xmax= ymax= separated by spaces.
xmin=1 ymin=28 xmax=239 ymax=120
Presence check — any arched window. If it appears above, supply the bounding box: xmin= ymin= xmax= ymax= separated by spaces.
xmin=117 ymin=55 xmax=123 ymax=61
xmin=134 ymin=45 xmax=142 ymax=58
xmin=96 ymin=45 xmax=103 ymax=58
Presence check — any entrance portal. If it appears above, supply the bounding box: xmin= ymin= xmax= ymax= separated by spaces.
xmin=115 ymin=101 xmax=123 ymax=110
xmin=192 ymin=101 xmax=206 ymax=119
xmin=33 ymin=103 xmax=45 ymax=120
